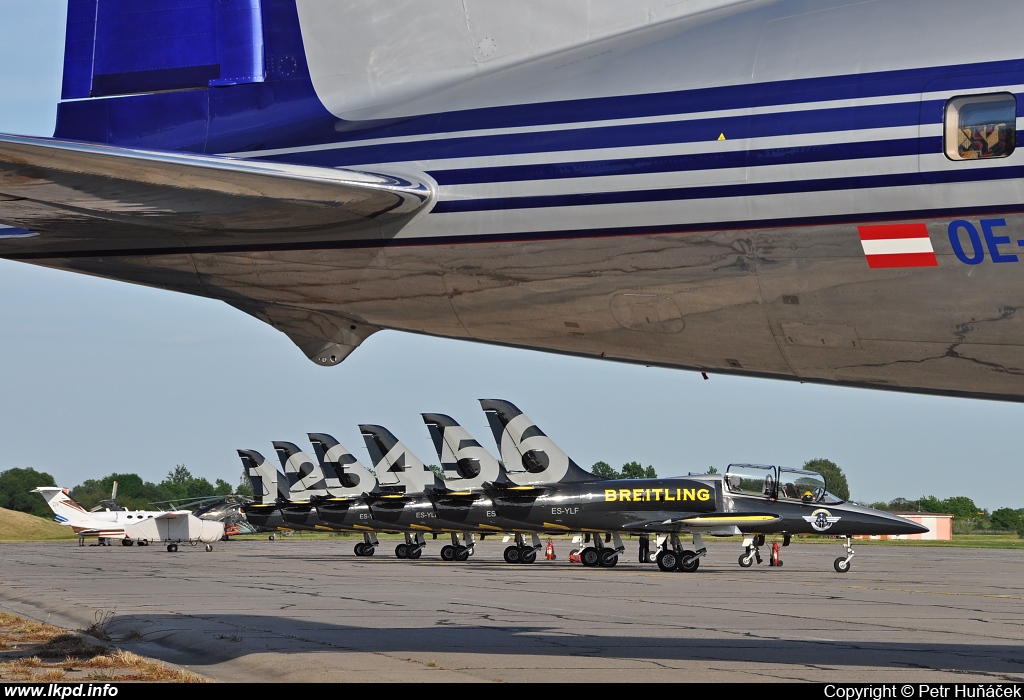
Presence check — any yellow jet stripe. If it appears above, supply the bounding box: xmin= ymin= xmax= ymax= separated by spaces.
xmin=541 ymin=522 xmax=571 ymax=530
xmin=685 ymin=515 xmax=778 ymax=523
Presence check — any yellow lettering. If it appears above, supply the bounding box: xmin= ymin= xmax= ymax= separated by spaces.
xmin=645 ymin=489 xmax=650 ymax=501
xmin=619 ymin=489 xmax=632 ymax=502
xmin=633 ymin=488 xmax=644 ymax=501
xmin=654 ymin=489 xmax=662 ymax=501
xmin=665 ymin=489 xmax=675 ymax=502
xmin=676 ymin=488 xmax=682 ymax=501
xmin=683 ymin=488 xmax=696 ymax=501
xmin=697 ymin=488 xmax=711 ymax=501
xmin=604 ymin=490 xmax=617 ymax=502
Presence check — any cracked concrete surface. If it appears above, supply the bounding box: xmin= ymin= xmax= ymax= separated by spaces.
xmin=0 ymin=540 xmax=1021 ymax=682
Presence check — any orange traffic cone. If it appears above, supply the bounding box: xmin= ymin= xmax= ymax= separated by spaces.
xmin=545 ymin=539 xmax=555 ymax=560
xmin=569 ymin=549 xmax=580 ymax=563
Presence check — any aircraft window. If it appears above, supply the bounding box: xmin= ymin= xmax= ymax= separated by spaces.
xmin=777 ymin=468 xmax=826 ymax=502
xmin=945 ymin=93 xmax=1016 ymax=161
xmin=724 ymin=464 xmax=776 ymax=498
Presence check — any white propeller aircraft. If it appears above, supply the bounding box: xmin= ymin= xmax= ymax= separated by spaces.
xmin=32 ymin=487 xmax=224 ymax=552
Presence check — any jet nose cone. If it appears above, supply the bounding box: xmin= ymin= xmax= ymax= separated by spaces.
xmin=889 ymin=513 xmax=930 ymax=535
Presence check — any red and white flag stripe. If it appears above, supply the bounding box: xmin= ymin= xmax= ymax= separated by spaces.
xmin=857 ymin=224 xmax=938 ymax=269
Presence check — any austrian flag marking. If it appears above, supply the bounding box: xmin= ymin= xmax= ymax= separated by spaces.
xmin=857 ymin=224 xmax=938 ymax=269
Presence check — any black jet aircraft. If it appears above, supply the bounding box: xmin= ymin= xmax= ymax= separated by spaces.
xmin=476 ymin=399 xmax=927 ymax=573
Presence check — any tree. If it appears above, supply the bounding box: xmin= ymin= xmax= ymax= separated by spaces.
xmin=990 ymin=507 xmax=1021 ymax=530
xmin=888 ymin=497 xmax=919 ymax=512
xmin=621 ymin=461 xmax=656 ymax=479
xmin=802 ymin=458 xmax=849 ymax=501
xmin=235 ymin=474 xmax=254 ymax=497
xmin=0 ymin=467 xmax=58 ymax=518
xmin=941 ymin=496 xmax=981 ymax=521
xmin=427 ymin=464 xmax=446 ymax=481
xmin=917 ymin=495 xmax=944 ymax=513
xmin=591 ymin=461 xmax=620 ymax=479
xmin=705 ymin=466 xmax=718 ymax=474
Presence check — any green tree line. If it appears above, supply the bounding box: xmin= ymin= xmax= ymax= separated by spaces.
xmin=0 ymin=465 xmax=250 ymax=517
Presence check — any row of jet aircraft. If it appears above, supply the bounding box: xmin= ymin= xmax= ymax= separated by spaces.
xmin=239 ymin=399 xmax=927 ymax=573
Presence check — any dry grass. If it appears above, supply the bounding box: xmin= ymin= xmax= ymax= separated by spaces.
xmin=0 ymin=612 xmax=207 ymax=683
xmin=0 ymin=507 xmax=78 ymax=542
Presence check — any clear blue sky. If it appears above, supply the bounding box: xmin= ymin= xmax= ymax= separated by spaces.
xmin=0 ymin=1 xmax=1020 ymax=510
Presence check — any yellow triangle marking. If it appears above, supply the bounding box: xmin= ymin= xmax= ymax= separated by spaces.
xmin=718 ymin=133 xmax=726 ymax=141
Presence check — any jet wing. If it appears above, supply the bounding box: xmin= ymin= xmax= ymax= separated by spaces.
xmin=0 ymin=134 xmax=433 ymax=260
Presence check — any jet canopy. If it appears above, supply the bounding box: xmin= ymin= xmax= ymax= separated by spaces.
xmin=723 ymin=464 xmax=844 ymax=504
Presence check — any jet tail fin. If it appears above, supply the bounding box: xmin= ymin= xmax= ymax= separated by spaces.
xmin=421 ymin=413 xmax=503 ymax=489
xmin=359 ymin=425 xmax=444 ymax=495
xmin=479 ymin=399 xmax=597 ymax=486
xmin=31 ymin=487 xmax=91 ymax=526
xmin=307 ymin=433 xmax=379 ymax=496
xmin=237 ymin=449 xmax=287 ymax=503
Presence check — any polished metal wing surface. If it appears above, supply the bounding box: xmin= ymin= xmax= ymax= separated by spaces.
xmin=0 ymin=134 xmax=433 ymax=258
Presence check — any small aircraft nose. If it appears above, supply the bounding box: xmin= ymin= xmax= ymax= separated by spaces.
xmin=885 ymin=512 xmax=930 ymax=535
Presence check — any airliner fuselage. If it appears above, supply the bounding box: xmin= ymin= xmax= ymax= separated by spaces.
xmin=1 ymin=0 xmax=1022 ymax=400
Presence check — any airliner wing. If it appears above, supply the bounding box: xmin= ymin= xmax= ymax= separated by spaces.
xmin=0 ymin=134 xmax=433 ymax=259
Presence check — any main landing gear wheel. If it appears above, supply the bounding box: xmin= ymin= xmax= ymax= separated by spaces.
xmin=167 ymin=544 xmax=178 ymax=552
xmin=454 ymin=546 xmax=470 ymax=561
xmin=441 ymin=545 xmax=455 ymax=561
xmin=598 ymin=550 xmax=619 ymax=568
xmin=678 ymin=550 xmax=700 ymax=573
xmin=395 ymin=543 xmax=409 ymax=559
xmin=580 ymin=547 xmax=600 ymax=567
xmin=656 ymin=550 xmax=678 ymax=572
xmin=407 ymin=546 xmax=423 ymax=560
xmin=834 ymin=557 xmax=851 ymax=573
xmin=205 ymin=544 xmax=213 ymax=552
xmin=503 ymin=546 xmax=520 ymax=564
xmin=122 ymin=539 xmax=133 ymax=547
xmin=354 ymin=543 xmax=366 ymax=556
xmin=738 ymin=554 xmax=754 ymax=568
xmin=519 ymin=547 xmax=537 ymax=564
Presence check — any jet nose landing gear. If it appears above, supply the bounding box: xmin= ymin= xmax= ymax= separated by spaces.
xmin=834 ymin=536 xmax=854 ymax=573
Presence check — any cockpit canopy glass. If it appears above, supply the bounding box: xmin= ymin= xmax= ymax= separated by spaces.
xmin=724 ymin=464 xmax=776 ymax=497
xmin=777 ymin=468 xmax=826 ymax=502
xmin=724 ymin=464 xmax=844 ymax=504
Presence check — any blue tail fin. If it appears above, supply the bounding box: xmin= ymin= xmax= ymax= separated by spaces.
xmin=55 ymin=0 xmax=335 ymax=153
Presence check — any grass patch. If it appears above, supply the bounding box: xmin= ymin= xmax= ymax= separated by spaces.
xmin=0 ymin=612 xmax=206 ymax=683
xmin=0 ymin=507 xmax=77 ymax=542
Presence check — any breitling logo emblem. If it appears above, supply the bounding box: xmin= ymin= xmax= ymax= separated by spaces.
xmin=803 ymin=508 xmax=841 ymax=532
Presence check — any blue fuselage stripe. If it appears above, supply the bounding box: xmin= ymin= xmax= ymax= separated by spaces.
xmin=266 ymin=100 xmax=937 ymax=168
xmin=431 ymin=159 xmax=1021 ymax=214
xmin=430 ymin=136 xmax=930 ymax=186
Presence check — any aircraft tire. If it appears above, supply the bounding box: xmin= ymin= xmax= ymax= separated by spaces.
xmin=454 ymin=546 xmax=470 ymax=561
xmin=407 ymin=545 xmax=422 ymax=560
xmin=354 ymin=543 xmax=366 ymax=556
xmin=503 ymin=545 xmax=521 ymax=564
xmin=519 ymin=547 xmax=537 ymax=564
xmin=395 ymin=544 xmax=409 ymax=559
xmin=269 ymin=534 xmax=275 ymax=541
xmin=738 ymin=554 xmax=753 ymax=568
xmin=580 ymin=547 xmax=600 ymax=567
xmin=440 ymin=545 xmax=455 ymax=561
xmin=647 ymin=552 xmax=658 ymax=564
xmin=122 ymin=539 xmax=133 ymax=547
xmin=364 ymin=547 xmax=375 ymax=557
xmin=834 ymin=557 xmax=851 ymax=573
xmin=678 ymin=550 xmax=700 ymax=572
xmin=656 ymin=550 xmax=677 ymax=572
xmin=598 ymin=550 xmax=618 ymax=567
